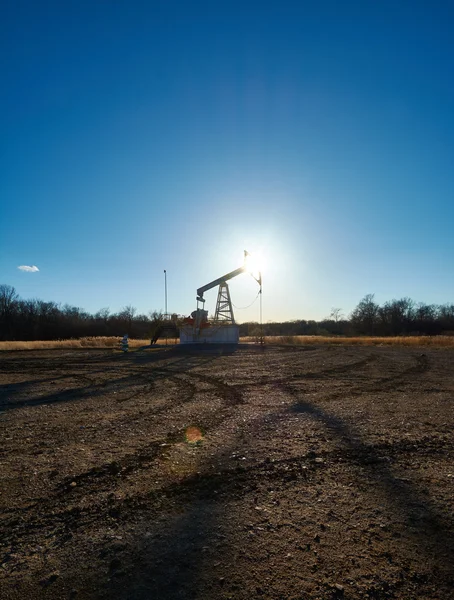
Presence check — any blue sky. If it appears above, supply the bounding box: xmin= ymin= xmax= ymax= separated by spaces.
xmin=1 ymin=1 xmax=454 ymax=322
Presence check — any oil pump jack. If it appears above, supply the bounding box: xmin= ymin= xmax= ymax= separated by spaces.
xmin=180 ymin=251 xmax=262 ymax=344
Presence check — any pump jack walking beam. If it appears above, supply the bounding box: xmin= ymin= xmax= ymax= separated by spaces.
xmin=196 ymin=251 xmax=261 ymax=303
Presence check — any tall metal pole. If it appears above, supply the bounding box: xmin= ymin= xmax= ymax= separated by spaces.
xmin=164 ymin=270 xmax=167 ymax=317
xmin=164 ymin=269 xmax=168 ymax=345
xmin=260 ymin=283 xmax=263 ymax=345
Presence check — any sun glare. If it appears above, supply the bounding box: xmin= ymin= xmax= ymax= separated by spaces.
xmin=245 ymin=251 xmax=265 ymax=280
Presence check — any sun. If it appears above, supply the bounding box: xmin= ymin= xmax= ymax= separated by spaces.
xmin=245 ymin=251 xmax=265 ymax=280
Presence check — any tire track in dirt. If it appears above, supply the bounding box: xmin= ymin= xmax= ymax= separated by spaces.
xmin=0 ymin=372 xmax=97 ymax=410
xmin=107 ymin=374 xmax=198 ymax=430
xmin=291 ymin=353 xmax=377 ymax=380
xmin=294 ymin=353 xmax=431 ymax=402
xmin=0 ymin=353 xmax=109 ymax=374
xmin=3 ymin=455 xmax=305 ymax=550
xmin=2 ymin=346 xmax=453 ymax=600
xmin=181 ymin=371 xmax=244 ymax=406
xmin=366 ymin=352 xmax=430 ymax=392
xmin=96 ymin=367 xmax=244 ymax=492
xmin=42 ymin=372 xmax=199 ymax=496
xmin=0 ymin=368 xmax=158 ymax=410
xmin=5 ymin=430 xmax=452 ymax=550
xmin=56 ymin=433 xmax=184 ymax=494
xmin=155 ymin=432 xmax=454 ymax=494
xmin=0 ymin=430 xmax=188 ymax=549
xmin=266 ymin=380 xmax=454 ymax=574
xmin=0 ymin=366 xmax=243 ymax=548
xmin=114 ymin=368 xmax=243 ymax=445
xmin=131 ymin=365 xmax=243 ymax=413
xmin=0 ymin=352 xmax=376 ymax=552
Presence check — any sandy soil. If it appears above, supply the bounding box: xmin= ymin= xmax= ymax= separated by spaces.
xmin=1 ymin=345 xmax=453 ymax=599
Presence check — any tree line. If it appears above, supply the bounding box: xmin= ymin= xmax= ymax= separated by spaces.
xmin=240 ymin=293 xmax=454 ymax=337
xmin=0 ymin=284 xmax=163 ymax=341
xmin=1 ymin=285 xmax=454 ymax=341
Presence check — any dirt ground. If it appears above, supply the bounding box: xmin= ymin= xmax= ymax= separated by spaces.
xmin=1 ymin=344 xmax=453 ymax=600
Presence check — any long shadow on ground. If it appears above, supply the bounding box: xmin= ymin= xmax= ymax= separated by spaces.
xmin=101 ymin=380 xmax=454 ymax=598
xmin=0 ymin=346 xmax=237 ymax=411
xmin=287 ymin=390 xmax=454 ymax=585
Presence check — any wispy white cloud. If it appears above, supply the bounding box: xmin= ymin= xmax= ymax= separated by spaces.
xmin=18 ymin=265 xmax=39 ymax=272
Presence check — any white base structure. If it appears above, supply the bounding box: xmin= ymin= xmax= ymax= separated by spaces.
xmin=180 ymin=324 xmax=239 ymax=344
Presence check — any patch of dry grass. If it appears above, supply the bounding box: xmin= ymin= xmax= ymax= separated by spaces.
xmin=0 ymin=337 xmax=158 ymax=351
xmin=239 ymin=335 xmax=454 ymax=347
xmin=2 ymin=335 xmax=453 ymax=351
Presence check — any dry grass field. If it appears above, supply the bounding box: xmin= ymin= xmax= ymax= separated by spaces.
xmin=1 ymin=344 xmax=453 ymax=599
xmin=0 ymin=337 xmax=164 ymax=351
xmin=1 ymin=334 xmax=454 ymax=352
xmin=256 ymin=335 xmax=454 ymax=347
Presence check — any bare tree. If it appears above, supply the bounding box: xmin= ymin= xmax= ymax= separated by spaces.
xmin=0 ymin=284 xmax=18 ymax=316
xmin=0 ymin=285 xmax=19 ymax=339
xmin=118 ymin=305 xmax=137 ymax=335
xmin=329 ymin=307 xmax=344 ymax=322
xmin=378 ymin=298 xmax=415 ymax=335
xmin=350 ymin=294 xmax=379 ymax=335
xmin=95 ymin=307 xmax=110 ymax=323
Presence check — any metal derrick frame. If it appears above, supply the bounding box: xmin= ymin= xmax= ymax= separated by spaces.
xmin=213 ymin=281 xmax=235 ymax=324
